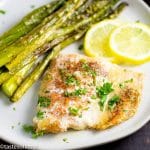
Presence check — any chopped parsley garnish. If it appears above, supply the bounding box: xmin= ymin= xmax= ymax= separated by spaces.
xmin=119 ymin=83 xmax=124 ymax=89
xmin=79 ymin=114 xmax=82 ymax=118
xmin=119 ymin=78 xmax=134 ymax=89
xmin=18 ymin=122 xmax=21 ymax=126
xmin=68 ymin=107 xmax=79 ymax=116
xmin=0 ymin=10 xmax=6 ymax=15
xmin=83 ymin=107 xmax=89 ymax=110
xmin=32 ymin=131 xmax=44 ymax=139
xmin=98 ymin=95 xmax=107 ymax=110
xmin=87 ymin=101 xmax=91 ymax=104
xmin=96 ymin=82 xmax=114 ymax=110
xmin=23 ymin=124 xmax=44 ymax=138
xmin=64 ymin=88 xmax=87 ymax=97
xmin=13 ymin=107 xmax=16 ymax=111
xmin=38 ymin=97 xmax=51 ymax=107
xmin=30 ymin=5 xmax=35 ymax=9
xmin=125 ymin=78 xmax=133 ymax=83
xmin=60 ymin=69 xmax=80 ymax=86
xmin=136 ymin=20 xmax=140 ymax=23
xmin=102 ymin=78 xmax=106 ymax=82
xmin=64 ymin=91 xmax=71 ymax=97
xmin=96 ymin=82 xmax=114 ymax=97
xmin=91 ymin=95 xmax=97 ymax=99
xmin=23 ymin=125 xmax=34 ymax=133
xmin=78 ymin=44 xmax=83 ymax=51
xmin=36 ymin=111 xmax=44 ymax=119
xmin=63 ymin=138 xmax=69 ymax=143
xmin=65 ymin=74 xmax=79 ymax=86
xmin=82 ymin=62 xmax=97 ymax=77
xmin=108 ymin=95 xmax=120 ymax=110
xmin=74 ymin=88 xmax=87 ymax=96
xmin=88 ymin=83 xmax=94 ymax=86
xmin=123 ymin=109 xmax=128 ymax=113
xmin=59 ymin=68 xmax=66 ymax=75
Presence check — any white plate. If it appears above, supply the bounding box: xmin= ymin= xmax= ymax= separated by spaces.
xmin=0 ymin=0 xmax=150 ymax=149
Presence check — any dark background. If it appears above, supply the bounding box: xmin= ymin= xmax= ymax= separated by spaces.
xmin=0 ymin=0 xmax=150 ymax=149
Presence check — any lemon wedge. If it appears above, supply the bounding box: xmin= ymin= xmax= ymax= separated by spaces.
xmin=84 ymin=20 xmax=121 ymax=60
xmin=109 ymin=23 xmax=150 ymax=64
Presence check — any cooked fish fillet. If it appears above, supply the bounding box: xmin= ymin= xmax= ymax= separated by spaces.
xmin=33 ymin=54 xmax=143 ymax=133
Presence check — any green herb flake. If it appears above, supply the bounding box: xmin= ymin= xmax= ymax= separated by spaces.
xmin=64 ymin=91 xmax=71 ymax=97
xmin=102 ymin=79 xmax=106 ymax=82
xmin=68 ymin=107 xmax=79 ymax=116
xmin=60 ymin=69 xmax=80 ymax=86
xmin=11 ymin=125 xmax=14 ymax=129
xmin=79 ymin=114 xmax=82 ymax=118
xmin=108 ymin=95 xmax=120 ymax=110
xmin=74 ymin=88 xmax=87 ymax=96
xmin=80 ymin=59 xmax=86 ymax=63
xmin=78 ymin=44 xmax=83 ymax=51
xmin=13 ymin=107 xmax=16 ymax=111
xmin=30 ymin=5 xmax=35 ymax=9
xmin=119 ymin=83 xmax=125 ymax=89
xmin=136 ymin=20 xmax=140 ymax=23
xmin=88 ymin=83 xmax=93 ymax=86
xmin=124 ymin=78 xmax=133 ymax=83
xmin=83 ymin=107 xmax=89 ymax=111
xmin=23 ymin=124 xmax=44 ymax=139
xmin=98 ymin=95 xmax=107 ymax=111
xmin=63 ymin=138 xmax=69 ymax=143
xmin=119 ymin=78 xmax=134 ymax=89
xmin=59 ymin=68 xmax=66 ymax=76
xmin=38 ymin=97 xmax=51 ymax=107
xmin=59 ymin=69 xmax=68 ymax=81
xmin=32 ymin=131 xmax=44 ymax=139
xmin=23 ymin=125 xmax=34 ymax=133
xmin=18 ymin=122 xmax=21 ymax=126
xmin=36 ymin=111 xmax=44 ymax=119
xmin=0 ymin=10 xmax=6 ymax=15
xmin=91 ymin=95 xmax=97 ymax=99
xmin=65 ymin=75 xmax=79 ymax=86
xmin=96 ymin=82 xmax=114 ymax=111
xmin=123 ymin=109 xmax=128 ymax=113
xmin=96 ymin=82 xmax=114 ymax=97
xmin=64 ymin=88 xmax=87 ymax=97
xmin=82 ymin=62 xmax=97 ymax=77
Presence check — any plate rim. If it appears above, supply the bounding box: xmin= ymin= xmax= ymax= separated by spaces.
xmin=0 ymin=0 xmax=150 ymax=149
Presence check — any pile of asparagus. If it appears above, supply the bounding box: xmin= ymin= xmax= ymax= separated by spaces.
xmin=0 ymin=0 xmax=127 ymax=102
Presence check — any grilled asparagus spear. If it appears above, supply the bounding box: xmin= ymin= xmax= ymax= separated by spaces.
xmin=10 ymin=2 xmax=127 ymax=102
xmin=2 ymin=62 xmax=35 ymax=97
xmin=11 ymin=31 xmax=86 ymax=102
xmin=63 ymin=0 xmax=110 ymax=27
xmin=0 ymin=0 xmax=86 ymax=67
xmin=6 ymin=34 xmax=71 ymax=72
xmin=0 ymin=4 xmax=99 ymax=86
xmin=5 ymin=0 xmax=117 ymax=71
xmin=0 ymin=72 xmax=11 ymax=85
xmin=0 ymin=0 xmax=66 ymax=51
xmin=6 ymin=0 xmax=110 ymax=72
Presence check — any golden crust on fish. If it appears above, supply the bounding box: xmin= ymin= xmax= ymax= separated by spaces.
xmin=33 ymin=54 xmax=143 ymax=133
